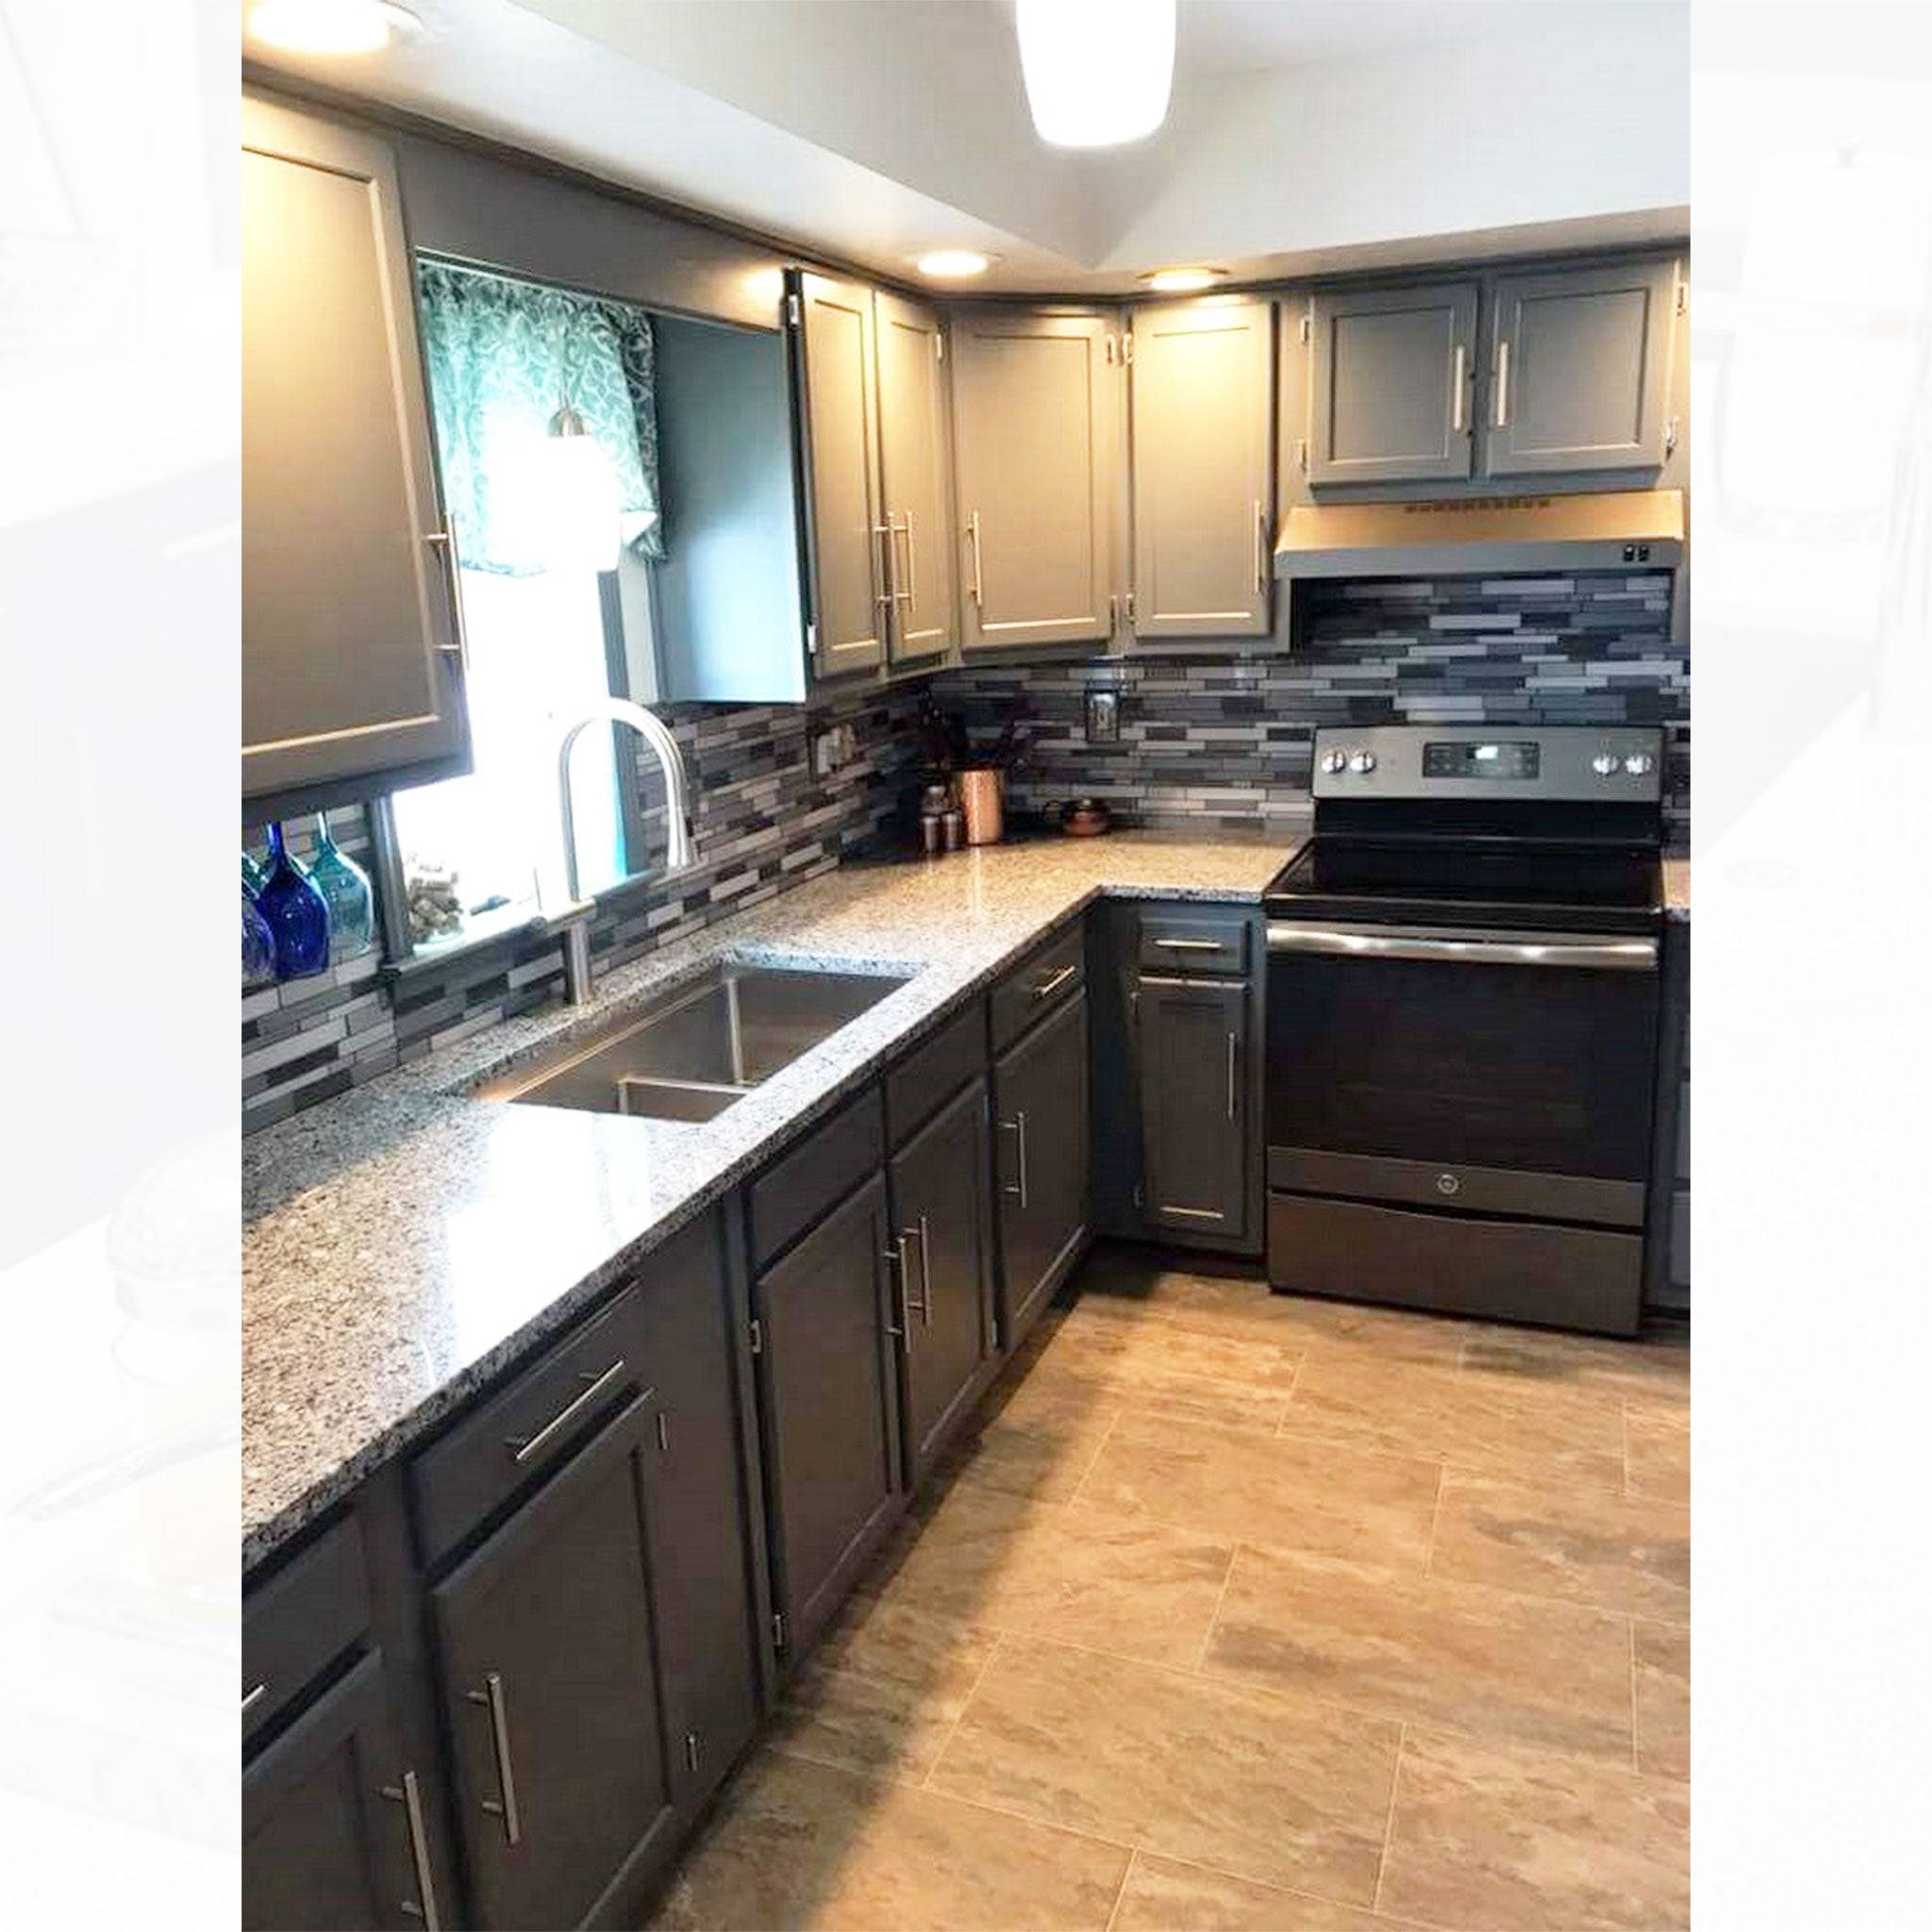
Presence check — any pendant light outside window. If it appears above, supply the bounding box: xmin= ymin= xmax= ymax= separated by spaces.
xmin=1016 ymin=0 xmax=1176 ymax=148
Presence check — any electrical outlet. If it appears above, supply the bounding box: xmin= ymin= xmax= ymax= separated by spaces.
xmin=1086 ymin=691 xmax=1120 ymax=744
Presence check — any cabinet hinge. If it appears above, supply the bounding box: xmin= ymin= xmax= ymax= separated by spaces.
xmin=805 ymin=621 xmax=820 ymax=661
xmin=1664 ymin=415 xmax=1679 ymax=457
xmin=786 ymin=291 xmax=801 ymax=327
xmin=1674 ymin=278 xmax=1689 ymax=317
xmin=1295 ymin=437 xmax=1308 ymax=475
xmin=1108 ymin=591 xmax=1119 ymax=632
xmin=1124 ymin=590 xmax=1137 ymax=625
xmin=1122 ymin=330 xmax=1135 ymax=365
xmin=1104 ymin=334 xmax=1116 ymax=365
xmin=656 ymin=1409 xmax=670 ymax=1453
xmin=749 ymin=1317 xmax=764 ymax=1357
xmin=772 ymin=1611 xmax=787 ymax=1653
xmin=1299 ymin=309 xmax=1312 ymax=345
xmin=935 ymin=329 xmax=945 ymax=361
xmin=1133 ymin=1183 xmax=1144 ymax=1211
xmin=684 ymin=1730 xmax=701 ymax=1774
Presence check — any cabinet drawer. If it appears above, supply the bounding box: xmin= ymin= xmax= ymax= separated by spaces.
xmin=410 ymin=1285 xmax=645 ymax=1567
xmin=1137 ymin=914 xmax=1248 ymax=976
xmin=990 ymin=923 xmax=1087 ymax=1055
xmin=243 ymin=1514 xmax=373 ymax=1745
xmin=750 ymin=1084 xmax=886 ymax=1272
xmin=885 ymin=1003 xmax=985 ymax=1149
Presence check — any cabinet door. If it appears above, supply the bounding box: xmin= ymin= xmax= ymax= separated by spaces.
xmin=890 ymin=1075 xmax=997 ymax=1483
xmin=1482 ymin=258 xmax=1677 ymax=475
xmin=242 ymin=1650 xmax=432 ymax=1932
xmin=635 ymin=1213 xmax=762 ymax=1812
xmin=875 ymin=292 xmax=957 ymax=665
xmin=756 ymin=1174 xmax=904 ymax=1658
xmin=1138 ymin=976 xmax=1249 ymax=1240
xmin=1307 ymin=280 xmax=1478 ymax=485
xmin=952 ymin=309 xmax=1118 ymax=650
xmin=993 ymin=990 xmax=1091 ymax=1349
xmin=242 ymin=96 xmax=466 ymax=803
xmin=792 ymin=272 xmax=887 ymax=677
xmin=1130 ymin=297 xmax=1274 ymax=637
xmin=429 ymin=1392 xmax=678 ymax=1931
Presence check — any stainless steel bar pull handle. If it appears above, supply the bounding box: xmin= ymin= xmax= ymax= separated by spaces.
xmin=967 ymin=510 xmax=984 ymax=607
xmin=1225 ymin=1031 xmax=1238 ymax=1121
xmin=1151 ymin=937 xmax=1221 ymax=953
xmin=1032 ymin=964 xmax=1077 ymax=1001
xmin=872 ymin=523 xmax=894 ymax=609
xmin=898 ymin=509 xmax=917 ymax=609
xmin=467 ymin=1671 xmax=523 ymax=1845
xmin=1452 ymin=343 xmax=1467 ymax=431
xmin=504 ymin=1358 xmax=628 ymax=1465
xmin=883 ymin=1234 xmax=908 ymax=1338
xmin=424 ymin=528 xmax=470 ymax=671
xmin=1266 ymin=923 xmax=1657 ymax=971
xmin=242 ymin=1681 xmax=268 ymax=1717
xmin=1000 ymin=1114 xmax=1029 ymax=1208
xmin=1494 ymin=340 xmax=1510 ymax=428
xmin=382 ymin=1769 xmax=443 ymax=1930
xmin=1253 ymin=497 xmax=1266 ymax=591
xmin=900 ymin=1224 xmax=930 ymax=1323
xmin=915 ymin=1214 xmax=932 ymax=1325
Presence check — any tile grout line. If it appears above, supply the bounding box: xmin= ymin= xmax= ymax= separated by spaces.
xmin=1189 ymin=1539 xmax=1244 ymax=1674
xmin=916 ymin=1626 xmax=1006 ymax=1791
xmin=1100 ymin=1847 xmax=1137 ymax=1932
xmin=1628 ymin=1614 xmax=1641 ymax=1774
xmin=1371 ymin=1722 xmax=1407 ymax=1914
xmin=1061 ymin=1403 xmax=1129 ymax=1507
xmin=1422 ymin=1462 xmax=1448 ymax=1577
xmin=1621 ymin=1398 xmax=1633 ymax=1501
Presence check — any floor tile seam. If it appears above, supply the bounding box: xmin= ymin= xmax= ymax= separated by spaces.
xmin=1271 ymin=1420 xmax=1630 ymax=1492
xmin=1112 ymin=1842 xmax=1461 ymax=1932
xmin=1422 ymin=1557 xmax=1689 ymax=1624
xmin=1060 ymin=1401 xmax=1130 ymax=1507
xmin=1391 ymin=1715 xmax=1695 ymax=1790
xmin=1434 ymin=1462 xmax=1689 ymax=1515
xmin=1189 ymin=1538 xmax=1243 ymax=1672
xmin=913 ymin=1622 xmax=1006 ymax=1793
xmin=1371 ymin=1722 xmax=1407 ymax=1914
xmin=1099 ymin=1847 xmax=1136 ymax=1932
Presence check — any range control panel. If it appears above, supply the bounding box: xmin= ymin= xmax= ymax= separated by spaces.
xmin=1311 ymin=725 xmax=1665 ymax=802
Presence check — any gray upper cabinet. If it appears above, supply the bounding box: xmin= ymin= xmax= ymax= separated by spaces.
xmin=875 ymin=292 xmax=958 ymax=665
xmin=1482 ymin=258 xmax=1678 ymax=475
xmin=951 ymin=308 xmax=1119 ymax=651
xmin=791 ymin=270 xmax=888 ymax=679
xmin=242 ymin=95 xmax=467 ymax=808
xmin=1306 ymin=278 xmax=1479 ymax=486
xmin=1129 ymin=296 xmax=1274 ymax=638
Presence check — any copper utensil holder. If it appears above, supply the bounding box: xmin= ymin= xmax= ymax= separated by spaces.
xmin=956 ymin=768 xmax=1005 ymax=845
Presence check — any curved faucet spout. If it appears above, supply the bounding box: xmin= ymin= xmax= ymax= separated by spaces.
xmin=557 ymin=696 xmax=696 ymax=908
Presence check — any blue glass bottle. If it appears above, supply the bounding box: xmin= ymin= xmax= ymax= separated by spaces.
xmin=242 ymin=889 xmax=276 ymax=989
xmin=257 ymin=822 xmax=331 ymax=979
xmin=308 ymin=810 xmax=375 ymax=963
xmin=242 ymin=847 xmax=266 ymax=896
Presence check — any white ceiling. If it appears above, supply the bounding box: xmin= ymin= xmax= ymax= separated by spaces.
xmin=243 ymin=0 xmax=1689 ymax=291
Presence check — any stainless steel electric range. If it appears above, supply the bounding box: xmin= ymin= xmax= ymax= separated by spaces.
xmin=1264 ymin=724 xmax=1667 ymax=1336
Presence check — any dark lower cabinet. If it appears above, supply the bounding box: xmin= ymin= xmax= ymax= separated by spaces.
xmin=1139 ymin=975 xmax=1250 ymax=1240
xmin=994 ymin=989 xmax=1091 ymax=1348
xmin=635 ymin=1215 xmax=764 ymax=1812
xmin=242 ymin=1649 xmax=429 ymax=1932
xmin=890 ymin=1074 xmax=998 ymax=1483
xmin=429 ymin=1391 xmax=679 ymax=1931
xmin=755 ymin=1174 xmax=905 ymax=1659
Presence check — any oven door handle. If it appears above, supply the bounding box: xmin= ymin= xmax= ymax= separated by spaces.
xmin=1266 ymin=923 xmax=1657 ymax=971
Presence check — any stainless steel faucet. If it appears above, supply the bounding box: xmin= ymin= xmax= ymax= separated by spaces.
xmin=554 ymin=698 xmax=695 ymax=1004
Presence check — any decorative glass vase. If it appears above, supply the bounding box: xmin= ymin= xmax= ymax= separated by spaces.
xmin=308 ymin=810 xmax=375 ymax=963
xmin=257 ymin=822 xmax=331 ymax=979
xmin=242 ymin=890 xmax=276 ymax=989
xmin=242 ymin=847 xmax=266 ymax=896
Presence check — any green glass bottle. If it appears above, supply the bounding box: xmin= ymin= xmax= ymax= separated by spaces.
xmin=308 ymin=810 xmax=375 ymax=963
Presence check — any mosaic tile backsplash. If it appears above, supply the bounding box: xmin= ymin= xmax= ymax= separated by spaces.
xmin=939 ymin=573 xmax=1689 ymax=835
xmin=242 ymin=571 xmax=1689 ymax=1133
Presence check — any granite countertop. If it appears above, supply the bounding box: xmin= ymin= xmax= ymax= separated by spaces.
xmin=242 ymin=831 xmax=1299 ymax=1567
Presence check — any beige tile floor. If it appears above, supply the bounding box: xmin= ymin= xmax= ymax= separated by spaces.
xmin=650 ymin=1245 xmax=1690 ymax=1932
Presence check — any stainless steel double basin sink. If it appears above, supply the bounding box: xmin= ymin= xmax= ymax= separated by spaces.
xmin=475 ymin=959 xmax=911 ymax=1124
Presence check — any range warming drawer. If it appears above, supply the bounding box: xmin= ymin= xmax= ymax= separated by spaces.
xmin=1266 ymin=1146 xmax=1644 ymax=1229
xmin=1267 ymin=1190 xmax=1643 ymax=1336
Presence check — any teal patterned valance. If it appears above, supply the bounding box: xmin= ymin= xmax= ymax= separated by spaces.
xmin=415 ymin=258 xmax=664 ymax=575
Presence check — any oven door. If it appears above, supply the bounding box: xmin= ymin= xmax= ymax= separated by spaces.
xmin=1265 ymin=922 xmax=1660 ymax=1226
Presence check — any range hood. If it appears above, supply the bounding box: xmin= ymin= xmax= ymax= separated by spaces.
xmin=1274 ymin=489 xmax=1685 ymax=580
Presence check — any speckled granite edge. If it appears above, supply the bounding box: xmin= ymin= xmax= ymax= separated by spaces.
xmin=242 ymin=835 xmax=1296 ymax=1568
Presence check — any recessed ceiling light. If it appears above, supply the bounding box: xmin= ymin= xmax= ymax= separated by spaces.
xmin=247 ymin=0 xmax=424 ymax=57
xmin=915 ymin=250 xmax=997 ymax=280
xmin=1142 ymin=266 xmax=1227 ymax=293
xmin=1017 ymin=0 xmax=1175 ymax=148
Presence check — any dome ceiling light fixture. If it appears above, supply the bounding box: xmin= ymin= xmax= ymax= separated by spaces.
xmin=915 ymin=249 xmax=998 ymax=280
xmin=247 ymin=0 xmax=425 ymax=57
xmin=1141 ymin=266 xmax=1228 ymax=293
xmin=1016 ymin=0 xmax=1176 ymax=149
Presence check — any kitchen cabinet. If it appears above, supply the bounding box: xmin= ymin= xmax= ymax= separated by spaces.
xmin=790 ymin=270 xmax=889 ymax=679
xmin=951 ymin=308 xmax=1121 ymax=651
xmin=633 ymin=1213 xmax=765 ymax=1811
xmin=875 ymin=291 xmax=958 ymax=665
xmin=1138 ymin=974 xmax=1252 ymax=1240
xmin=1305 ymin=278 xmax=1479 ymax=486
xmin=428 ymin=1391 xmax=681 ymax=1930
xmin=1482 ymin=258 xmax=1679 ymax=475
xmin=243 ymin=1650 xmax=433 ymax=1932
xmin=993 ymin=987 xmax=1091 ymax=1348
xmin=754 ymin=1173 xmax=905 ymax=1660
xmin=1646 ymin=917 xmax=1690 ymax=1312
xmin=1129 ymin=296 xmax=1274 ymax=638
xmin=242 ymin=93 xmax=468 ymax=812
xmin=889 ymin=1074 xmax=998 ymax=1483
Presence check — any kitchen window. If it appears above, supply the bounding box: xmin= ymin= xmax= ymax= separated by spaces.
xmin=379 ymin=259 xmax=666 ymax=962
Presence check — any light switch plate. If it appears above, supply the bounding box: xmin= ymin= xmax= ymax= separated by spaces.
xmin=1086 ymin=691 xmax=1120 ymax=743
